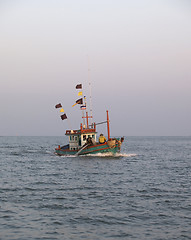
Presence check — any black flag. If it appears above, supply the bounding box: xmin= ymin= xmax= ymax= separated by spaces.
xmin=55 ymin=103 xmax=62 ymax=108
xmin=60 ymin=113 xmax=67 ymax=120
xmin=76 ymin=98 xmax=83 ymax=104
xmin=76 ymin=84 xmax=82 ymax=89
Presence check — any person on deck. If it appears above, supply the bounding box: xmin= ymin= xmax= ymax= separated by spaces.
xmin=99 ymin=134 xmax=107 ymax=144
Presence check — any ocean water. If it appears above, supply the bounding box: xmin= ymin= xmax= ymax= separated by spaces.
xmin=0 ymin=136 xmax=191 ymax=240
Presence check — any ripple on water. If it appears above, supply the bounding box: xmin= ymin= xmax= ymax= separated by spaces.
xmin=0 ymin=136 xmax=191 ymax=240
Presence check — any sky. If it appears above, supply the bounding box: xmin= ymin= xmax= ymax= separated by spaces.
xmin=0 ymin=0 xmax=191 ymax=136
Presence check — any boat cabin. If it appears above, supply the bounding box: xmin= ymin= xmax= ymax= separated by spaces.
xmin=65 ymin=123 xmax=97 ymax=151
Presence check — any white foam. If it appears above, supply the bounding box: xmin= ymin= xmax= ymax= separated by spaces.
xmin=117 ymin=153 xmax=137 ymax=157
xmin=55 ymin=152 xmax=137 ymax=158
xmin=81 ymin=152 xmax=137 ymax=158
xmin=27 ymin=150 xmax=39 ymax=153
xmin=45 ymin=151 xmax=52 ymax=154
xmin=84 ymin=152 xmax=116 ymax=157
xmin=59 ymin=154 xmax=77 ymax=158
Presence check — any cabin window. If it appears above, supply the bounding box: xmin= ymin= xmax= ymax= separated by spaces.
xmin=70 ymin=136 xmax=72 ymax=141
xmin=88 ymin=135 xmax=91 ymax=138
xmin=75 ymin=136 xmax=78 ymax=141
xmin=92 ymin=135 xmax=95 ymax=139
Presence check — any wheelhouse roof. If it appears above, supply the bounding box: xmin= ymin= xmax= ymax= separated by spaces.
xmin=65 ymin=129 xmax=97 ymax=136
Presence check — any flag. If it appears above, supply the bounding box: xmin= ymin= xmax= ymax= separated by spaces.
xmin=60 ymin=108 xmax=64 ymax=112
xmin=76 ymin=98 xmax=83 ymax=104
xmin=80 ymin=105 xmax=86 ymax=110
xmin=72 ymin=98 xmax=83 ymax=107
xmin=76 ymin=84 xmax=82 ymax=89
xmin=55 ymin=103 xmax=62 ymax=108
xmin=78 ymin=91 xmax=82 ymax=96
xmin=60 ymin=113 xmax=67 ymax=120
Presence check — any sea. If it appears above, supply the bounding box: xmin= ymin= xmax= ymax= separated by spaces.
xmin=0 ymin=136 xmax=191 ymax=240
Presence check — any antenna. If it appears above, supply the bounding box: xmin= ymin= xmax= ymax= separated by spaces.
xmin=87 ymin=55 xmax=93 ymax=125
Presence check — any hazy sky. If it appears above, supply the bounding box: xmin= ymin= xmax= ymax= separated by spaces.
xmin=0 ymin=0 xmax=191 ymax=136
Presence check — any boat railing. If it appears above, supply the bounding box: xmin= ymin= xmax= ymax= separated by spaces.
xmin=80 ymin=122 xmax=96 ymax=132
xmin=65 ymin=130 xmax=81 ymax=135
xmin=80 ymin=128 xmax=96 ymax=133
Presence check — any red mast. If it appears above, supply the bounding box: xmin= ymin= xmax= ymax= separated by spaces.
xmin=86 ymin=111 xmax=89 ymax=128
xmin=106 ymin=110 xmax=110 ymax=140
xmin=82 ymin=111 xmax=93 ymax=129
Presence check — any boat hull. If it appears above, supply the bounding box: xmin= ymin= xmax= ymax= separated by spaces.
xmin=55 ymin=142 xmax=121 ymax=156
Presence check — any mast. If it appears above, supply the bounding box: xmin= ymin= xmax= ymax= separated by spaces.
xmin=82 ymin=110 xmax=86 ymax=128
xmin=106 ymin=110 xmax=111 ymax=140
xmin=82 ymin=111 xmax=93 ymax=129
xmin=86 ymin=111 xmax=89 ymax=128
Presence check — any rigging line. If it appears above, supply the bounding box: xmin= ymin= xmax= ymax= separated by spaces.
xmin=66 ymin=117 xmax=73 ymax=131
xmin=95 ymin=121 xmax=108 ymax=126
xmin=82 ymin=95 xmax=87 ymax=127
xmin=87 ymin=55 xmax=93 ymax=125
xmin=80 ymin=89 xmax=86 ymax=127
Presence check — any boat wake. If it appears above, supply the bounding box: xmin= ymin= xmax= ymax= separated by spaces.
xmin=55 ymin=152 xmax=137 ymax=158
xmin=81 ymin=152 xmax=137 ymax=158
xmin=115 ymin=153 xmax=137 ymax=157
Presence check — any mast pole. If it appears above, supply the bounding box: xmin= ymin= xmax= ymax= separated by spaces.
xmin=86 ymin=111 xmax=89 ymax=129
xmin=82 ymin=110 xmax=85 ymax=128
xmin=106 ymin=110 xmax=110 ymax=140
xmin=82 ymin=91 xmax=85 ymax=127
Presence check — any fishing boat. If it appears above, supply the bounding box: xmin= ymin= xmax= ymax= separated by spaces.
xmin=54 ymin=84 xmax=124 ymax=156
